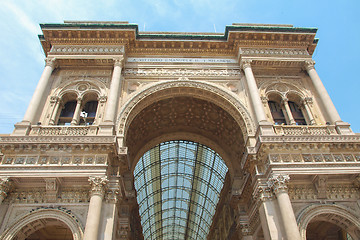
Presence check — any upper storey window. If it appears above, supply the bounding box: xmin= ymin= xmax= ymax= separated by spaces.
xmin=80 ymin=100 xmax=98 ymax=125
xmin=288 ymin=101 xmax=306 ymax=125
xmin=268 ymin=101 xmax=286 ymax=125
xmin=58 ymin=101 xmax=76 ymax=125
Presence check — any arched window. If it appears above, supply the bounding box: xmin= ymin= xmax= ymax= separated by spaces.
xmin=268 ymin=101 xmax=286 ymax=125
xmin=288 ymin=101 xmax=306 ymax=125
xmin=80 ymin=100 xmax=98 ymax=125
xmin=58 ymin=101 xmax=76 ymax=125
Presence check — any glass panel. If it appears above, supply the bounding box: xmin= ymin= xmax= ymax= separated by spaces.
xmin=134 ymin=140 xmax=228 ymax=240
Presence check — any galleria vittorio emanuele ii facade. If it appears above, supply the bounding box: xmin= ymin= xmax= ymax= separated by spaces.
xmin=0 ymin=21 xmax=359 ymax=240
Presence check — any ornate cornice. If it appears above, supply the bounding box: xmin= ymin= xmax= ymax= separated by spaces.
xmin=124 ymin=68 xmax=241 ymax=78
xmin=49 ymin=45 xmax=125 ymax=55
xmin=89 ymin=176 xmax=108 ymax=197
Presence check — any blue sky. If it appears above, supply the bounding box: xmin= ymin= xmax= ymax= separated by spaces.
xmin=0 ymin=0 xmax=359 ymax=133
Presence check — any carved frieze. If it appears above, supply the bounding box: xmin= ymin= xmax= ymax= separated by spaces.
xmin=288 ymin=184 xmax=359 ymax=200
xmin=1 ymin=154 xmax=108 ymax=166
xmin=239 ymin=48 xmax=309 ymax=57
xmin=268 ymin=153 xmax=360 ymax=164
xmin=50 ymin=45 xmax=125 ymax=55
xmin=124 ymin=68 xmax=241 ymax=78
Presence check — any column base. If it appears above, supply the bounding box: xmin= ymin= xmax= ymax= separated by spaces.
xmin=98 ymin=122 xmax=115 ymax=135
xmin=12 ymin=121 xmax=31 ymax=136
xmin=335 ymin=121 xmax=354 ymax=135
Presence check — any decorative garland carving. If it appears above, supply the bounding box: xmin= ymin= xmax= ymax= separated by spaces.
xmin=0 ymin=177 xmax=11 ymax=200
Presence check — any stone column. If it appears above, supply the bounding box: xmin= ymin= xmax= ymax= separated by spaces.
xmin=257 ymin=185 xmax=283 ymax=240
xmin=23 ymin=58 xmax=56 ymax=124
xmin=71 ymin=97 xmax=83 ymax=125
xmin=0 ymin=178 xmax=11 ymax=205
xmin=304 ymin=60 xmax=341 ymax=124
xmin=282 ymin=98 xmax=296 ymax=125
xmin=270 ymin=174 xmax=301 ymax=240
xmin=49 ymin=97 xmax=61 ymax=125
xmin=84 ymin=176 xmax=108 ymax=240
xmin=103 ymin=57 xmax=124 ymax=123
xmin=302 ymin=97 xmax=315 ymax=125
xmin=241 ymin=60 xmax=267 ymax=123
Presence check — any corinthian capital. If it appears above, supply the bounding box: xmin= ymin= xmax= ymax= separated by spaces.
xmin=269 ymin=174 xmax=290 ymax=194
xmin=240 ymin=59 xmax=252 ymax=69
xmin=45 ymin=57 xmax=56 ymax=68
xmin=89 ymin=176 xmax=108 ymax=197
xmin=0 ymin=177 xmax=11 ymax=198
xmin=304 ymin=60 xmax=315 ymax=71
xmin=113 ymin=57 xmax=124 ymax=67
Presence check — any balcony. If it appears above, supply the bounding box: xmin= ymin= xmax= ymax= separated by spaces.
xmin=29 ymin=125 xmax=98 ymax=136
xmin=274 ymin=125 xmax=337 ymax=136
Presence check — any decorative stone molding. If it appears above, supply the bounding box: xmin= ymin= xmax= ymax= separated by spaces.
xmin=269 ymin=174 xmax=290 ymax=194
xmin=124 ymin=68 xmax=241 ymax=77
xmin=253 ymin=185 xmax=274 ymax=202
xmin=0 ymin=177 xmax=11 ymax=200
xmin=237 ymin=223 xmax=253 ymax=236
xmin=105 ymin=187 xmax=121 ymax=203
xmin=89 ymin=176 xmax=108 ymax=197
xmin=1 ymin=154 xmax=108 ymax=166
xmin=50 ymin=45 xmax=125 ymax=55
xmin=288 ymin=184 xmax=317 ymax=200
xmin=268 ymin=153 xmax=360 ymax=164
xmin=239 ymin=48 xmax=309 ymax=57
xmin=0 ymin=135 xmax=116 ymax=144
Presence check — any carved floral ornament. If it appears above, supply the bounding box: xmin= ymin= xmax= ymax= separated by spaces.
xmin=116 ymin=79 xmax=255 ymax=138
xmin=0 ymin=177 xmax=11 ymax=198
xmin=89 ymin=176 xmax=108 ymax=197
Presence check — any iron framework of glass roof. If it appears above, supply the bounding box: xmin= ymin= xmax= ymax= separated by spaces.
xmin=134 ymin=140 xmax=228 ymax=240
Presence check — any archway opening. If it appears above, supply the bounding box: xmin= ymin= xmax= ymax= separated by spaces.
xmin=126 ymin=96 xmax=246 ymax=175
xmin=306 ymin=220 xmax=353 ymax=240
xmin=134 ymin=140 xmax=228 ymax=240
xmin=15 ymin=218 xmax=73 ymax=240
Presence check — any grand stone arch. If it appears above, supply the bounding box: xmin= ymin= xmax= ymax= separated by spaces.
xmin=297 ymin=204 xmax=360 ymax=240
xmin=116 ymin=79 xmax=255 ymax=175
xmin=0 ymin=208 xmax=84 ymax=240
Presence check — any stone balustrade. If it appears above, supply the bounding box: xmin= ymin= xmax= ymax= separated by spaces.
xmin=274 ymin=125 xmax=337 ymax=136
xmin=30 ymin=125 xmax=98 ymax=136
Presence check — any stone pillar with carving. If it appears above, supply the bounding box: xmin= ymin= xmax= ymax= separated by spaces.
xmin=270 ymin=174 xmax=301 ymax=240
xmin=23 ymin=58 xmax=56 ymax=124
xmin=256 ymin=185 xmax=283 ymax=240
xmin=49 ymin=97 xmax=62 ymax=125
xmin=71 ymin=97 xmax=83 ymax=125
xmin=302 ymin=97 xmax=315 ymax=125
xmin=0 ymin=177 xmax=11 ymax=205
xmin=241 ymin=60 xmax=267 ymax=123
xmin=304 ymin=60 xmax=341 ymax=124
xmin=282 ymin=98 xmax=296 ymax=125
xmin=84 ymin=176 xmax=108 ymax=240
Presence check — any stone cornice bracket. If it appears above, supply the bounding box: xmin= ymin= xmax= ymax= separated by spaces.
xmin=89 ymin=176 xmax=109 ymax=197
xmin=303 ymin=60 xmax=315 ymax=71
xmin=0 ymin=177 xmax=11 ymax=199
xmin=113 ymin=56 xmax=125 ymax=68
xmin=45 ymin=57 xmax=57 ymax=68
xmin=240 ymin=59 xmax=252 ymax=70
xmin=269 ymin=174 xmax=290 ymax=194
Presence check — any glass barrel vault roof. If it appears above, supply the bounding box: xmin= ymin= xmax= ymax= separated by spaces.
xmin=134 ymin=140 xmax=228 ymax=240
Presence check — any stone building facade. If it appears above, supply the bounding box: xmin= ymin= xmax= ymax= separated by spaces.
xmin=0 ymin=21 xmax=359 ymax=239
